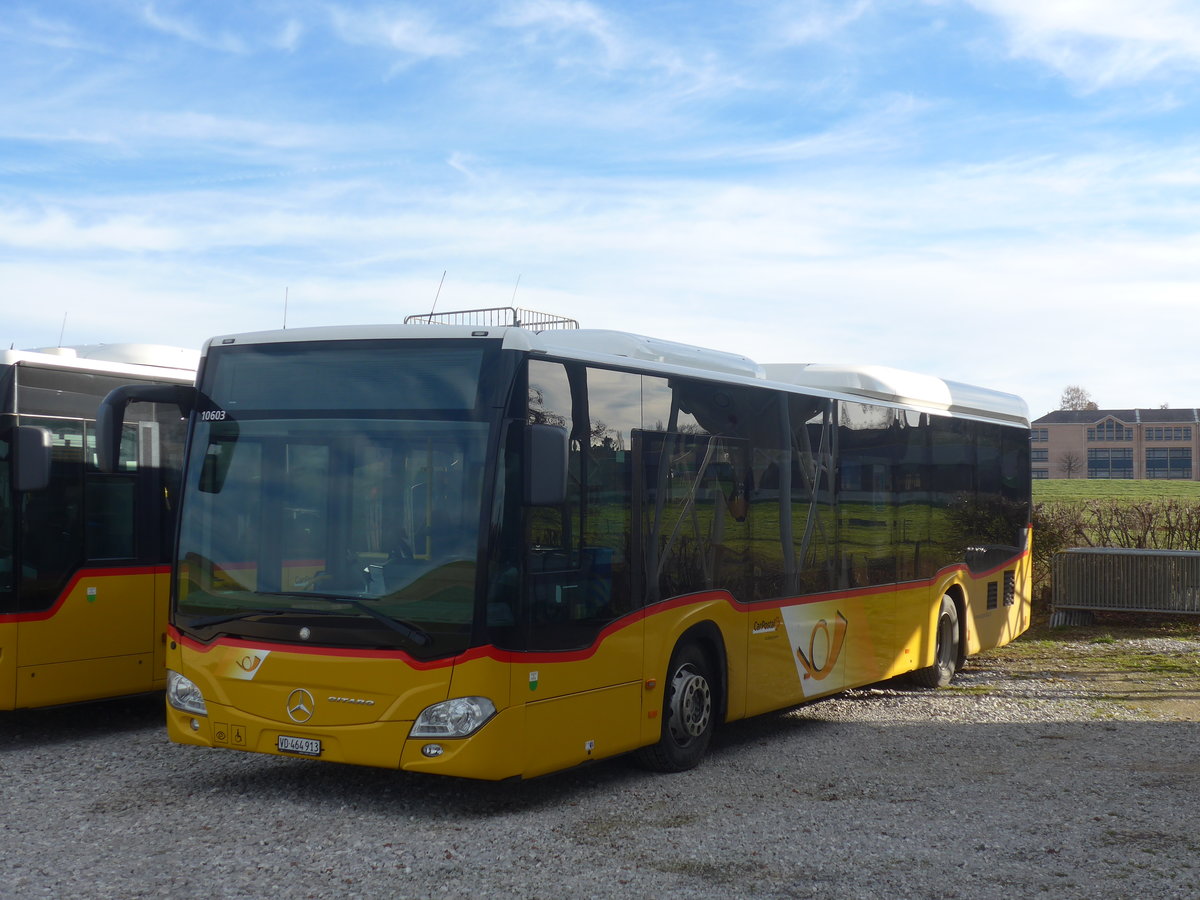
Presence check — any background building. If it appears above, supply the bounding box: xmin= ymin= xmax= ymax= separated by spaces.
xmin=1032 ymin=409 xmax=1200 ymax=480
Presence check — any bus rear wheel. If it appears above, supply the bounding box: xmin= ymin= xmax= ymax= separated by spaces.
xmin=637 ymin=643 xmax=716 ymax=772
xmin=912 ymin=595 xmax=960 ymax=688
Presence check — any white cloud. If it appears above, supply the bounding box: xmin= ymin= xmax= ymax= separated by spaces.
xmin=966 ymin=0 xmax=1200 ymax=88
xmin=276 ymin=18 xmax=304 ymax=52
xmin=326 ymin=5 xmax=466 ymax=59
xmin=5 ymin=10 xmax=99 ymax=52
xmin=141 ymin=3 xmax=247 ymax=53
xmin=497 ymin=0 xmax=626 ymax=67
xmin=684 ymin=93 xmax=928 ymax=164
xmin=0 ymin=208 xmax=185 ymax=252
xmin=132 ymin=110 xmax=322 ymax=150
xmin=773 ymin=0 xmax=873 ymax=45
xmin=490 ymin=0 xmax=740 ymax=102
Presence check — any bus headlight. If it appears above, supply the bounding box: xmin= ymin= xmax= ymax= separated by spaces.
xmin=166 ymin=669 xmax=208 ymax=716
xmin=410 ymin=696 xmax=496 ymax=738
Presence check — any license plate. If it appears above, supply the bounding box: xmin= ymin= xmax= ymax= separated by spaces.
xmin=277 ymin=735 xmax=322 ymax=757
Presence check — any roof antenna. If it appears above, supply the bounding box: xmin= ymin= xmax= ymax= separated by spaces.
xmin=58 ymin=313 xmax=68 ymax=347
xmin=510 ymin=274 xmax=522 ymax=306
xmin=283 ymin=287 xmax=289 ymax=329
xmin=431 ymin=270 xmax=446 ymax=314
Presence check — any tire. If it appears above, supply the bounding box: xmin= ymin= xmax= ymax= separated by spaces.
xmin=911 ymin=595 xmax=960 ymax=688
xmin=636 ymin=642 xmax=717 ymax=772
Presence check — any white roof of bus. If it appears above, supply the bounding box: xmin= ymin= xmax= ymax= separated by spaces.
xmin=2 ymin=343 xmax=198 ymax=380
xmin=202 ymin=324 xmax=1029 ymax=427
xmin=761 ymin=363 xmax=1029 ymax=427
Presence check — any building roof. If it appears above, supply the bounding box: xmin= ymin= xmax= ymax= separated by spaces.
xmin=1034 ymin=409 xmax=1200 ymax=425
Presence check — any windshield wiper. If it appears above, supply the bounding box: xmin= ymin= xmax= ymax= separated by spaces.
xmin=182 ymin=594 xmax=433 ymax=647
xmin=261 ymin=591 xmax=433 ymax=647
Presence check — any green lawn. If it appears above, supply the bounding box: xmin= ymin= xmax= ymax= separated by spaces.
xmin=1033 ymin=480 xmax=1200 ymax=503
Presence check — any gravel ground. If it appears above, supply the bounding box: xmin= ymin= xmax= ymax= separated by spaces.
xmin=3 ymin=636 xmax=1200 ymax=900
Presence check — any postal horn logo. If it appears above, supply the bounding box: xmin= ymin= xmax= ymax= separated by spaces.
xmin=286 ymin=689 xmax=315 ymax=724
xmin=235 ymin=654 xmax=262 ymax=674
xmin=797 ymin=611 xmax=849 ymax=681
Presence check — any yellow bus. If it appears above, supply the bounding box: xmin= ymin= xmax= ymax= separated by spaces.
xmin=1 ymin=344 xmax=196 ymax=709
xmin=98 ymin=312 xmax=1030 ymax=778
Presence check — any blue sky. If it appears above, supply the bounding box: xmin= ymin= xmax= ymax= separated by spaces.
xmin=3 ymin=1 xmax=1199 ymax=417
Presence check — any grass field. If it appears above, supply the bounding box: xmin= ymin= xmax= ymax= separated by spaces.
xmin=1033 ymin=479 xmax=1200 ymax=503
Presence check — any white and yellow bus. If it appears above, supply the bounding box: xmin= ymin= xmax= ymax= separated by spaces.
xmin=1 ymin=344 xmax=197 ymax=709
xmin=98 ymin=313 xmax=1030 ymax=778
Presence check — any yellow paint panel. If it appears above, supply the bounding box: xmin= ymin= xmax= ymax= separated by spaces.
xmin=514 ymin=622 xmax=644 ymax=703
xmin=17 ymin=572 xmax=158 ymax=667
xmin=0 ymin=623 xmax=17 ymax=710
xmin=447 ymin=655 xmax=511 ymax=711
xmin=153 ymin=569 xmax=171 ymax=678
xmin=744 ymin=612 xmax=803 ymax=716
xmin=1 ymin=570 xmax=168 ymax=710
xmin=523 ymin=682 xmax=643 ymax=778
xmin=963 ymin=556 xmax=1032 ymax=655
xmin=16 ymin=653 xmax=156 ymax=708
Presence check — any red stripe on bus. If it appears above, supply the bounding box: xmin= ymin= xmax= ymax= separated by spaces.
xmin=2 ymin=565 xmax=170 ymax=623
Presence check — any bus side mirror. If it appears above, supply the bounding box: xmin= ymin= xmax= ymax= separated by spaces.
xmin=198 ymin=433 xmax=237 ymax=494
xmin=13 ymin=425 xmax=51 ymax=492
xmin=525 ymin=424 xmax=568 ymax=506
xmin=97 ymin=383 xmax=197 ymax=473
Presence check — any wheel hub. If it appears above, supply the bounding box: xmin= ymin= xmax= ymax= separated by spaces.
xmin=667 ymin=664 xmax=711 ymax=744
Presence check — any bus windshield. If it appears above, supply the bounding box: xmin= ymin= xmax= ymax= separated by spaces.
xmin=174 ymin=341 xmax=497 ymax=657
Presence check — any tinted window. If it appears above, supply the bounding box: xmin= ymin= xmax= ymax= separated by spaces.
xmin=638 ymin=428 xmax=750 ymax=603
xmin=783 ymin=395 xmax=837 ymax=595
xmin=516 ymin=360 xmax=1031 ymax=632
xmin=524 ymin=361 xmax=636 ymax=651
xmin=17 ymin=366 xmax=157 ymax=420
xmin=206 ymin=341 xmax=492 ymax=412
xmin=17 ymin=418 xmax=84 ymax=612
xmin=838 ymin=403 xmax=899 ymax=587
xmin=0 ymin=429 xmax=13 ymax=608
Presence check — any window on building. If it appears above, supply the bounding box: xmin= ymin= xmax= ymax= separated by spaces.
xmin=1030 ymin=429 xmax=1048 ymax=442
xmin=1145 ymin=426 xmax=1192 ymax=442
xmin=1031 ymin=449 xmax=1048 ymax=462
xmin=1032 ymin=468 xmax=1049 ymax=479
xmin=1087 ymin=419 xmax=1132 ymax=442
xmin=1146 ymin=448 xmax=1193 ymax=479
xmin=1087 ymin=448 xmax=1133 ymax=478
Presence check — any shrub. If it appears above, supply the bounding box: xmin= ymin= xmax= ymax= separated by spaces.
xmin=1031 ymin=498 xmax=1200 ymax=603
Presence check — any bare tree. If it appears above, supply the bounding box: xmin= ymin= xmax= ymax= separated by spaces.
xmin=527 ymin=387 xmax=567 ymax=428
xmin=1058 ymin=452 xmax=1083 ymax=479
xmin=1059 ymin=385 xmax=1099 ymax=411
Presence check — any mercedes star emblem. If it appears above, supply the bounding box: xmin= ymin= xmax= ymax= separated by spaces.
xmin=286 ymin=688 xmax=315 ymax=723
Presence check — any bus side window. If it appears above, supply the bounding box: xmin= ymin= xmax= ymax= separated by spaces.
xmin=0 ymin=433 xmax=13 ymax=599
xmin=17 ymin=419 xmax=84 ymax=612
xmin=525 ymin=360 xmax=583 ymax=641
xmin=84 ymin=476 xmax=136 ymax=560
xmin=83 ymin=422 xmax=140 ymax=561
xmin=523 ymin=360 xmax=632 ymax=650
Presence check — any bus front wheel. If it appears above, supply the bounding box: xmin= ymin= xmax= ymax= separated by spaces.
xmin=637 ymin=642 xmax=716 ymax=773
xmin=912 ymin=595 xmax=960 ymax=688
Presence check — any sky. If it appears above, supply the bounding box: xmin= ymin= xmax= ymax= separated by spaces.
xmin=3 ymin=1 xmax=1199 ymax=419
